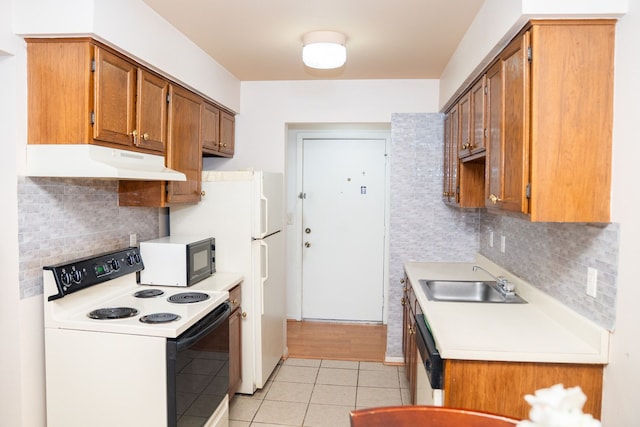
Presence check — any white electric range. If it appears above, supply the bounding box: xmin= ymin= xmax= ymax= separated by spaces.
xmin=42 ymin=247 xmax=235 ymax=427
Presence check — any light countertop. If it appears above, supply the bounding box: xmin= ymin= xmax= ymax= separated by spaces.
xmin=404 ymin=255 xmax=609 ymax=364
xmin=190 ymin=272 xmax=243 ymax=293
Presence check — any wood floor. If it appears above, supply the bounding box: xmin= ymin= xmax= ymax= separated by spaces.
xmin=286 ymin=319 xmax=387 ymax=362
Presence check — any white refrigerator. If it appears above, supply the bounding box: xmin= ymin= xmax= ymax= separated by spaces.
xmin=170 ymin=170 xmax=286 ymax=394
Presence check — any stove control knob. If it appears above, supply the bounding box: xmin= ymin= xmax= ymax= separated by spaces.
xmin=126 ymin=254 xmax=136 ymax=266
xmin=109 ymin=258 xmax=121 ymax=271
xmin=71 ymin=268 xmax=83 ymax=284
xmin=60 ymin=272 xmax=72 ymax=287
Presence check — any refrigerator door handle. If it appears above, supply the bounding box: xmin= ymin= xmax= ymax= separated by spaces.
xmin=260 ymin=194 xmax=268 ymax=237
xmin=260 ymin=240 xmax=269 ymax=315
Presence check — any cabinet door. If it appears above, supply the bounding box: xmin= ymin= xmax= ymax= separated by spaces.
xmin=166 ymin=85 xmax=203 ymax=205
xmin=93 ymin=47 xmax=137 ymax=147
xmin=444 ymin=105 xmax=460 ymax=205
xmin=499 ymin=31 xmax=530 ymax=214
xmin=219 ymin=111 xmax=236 ymax=156
xmin=470 ymin=76 xmax=486 ymax=155
xmin=135 ymin=69 xmax=168 ymax=153
xmin=485 ymin=61 xmax=503 ymax=207
xmin=442 ymin=113 xmax=453 ymax=202
xmin=457 ymin=92 xmax=471 ymax=158
xmin=201 ymin=102 xmax=221 ymax=154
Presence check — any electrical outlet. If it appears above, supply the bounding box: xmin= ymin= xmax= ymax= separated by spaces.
xmin=489 ymin=231 xmax=494 ymax=248
xmin=587 ymin=267 xmax=598 ymax=298
xmin=129 ymin=233 xmax=137 ymax=247
xmin=500 ymin=235 xmax=506 ymax=253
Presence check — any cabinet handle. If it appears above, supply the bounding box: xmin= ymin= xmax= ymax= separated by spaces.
xmin=401 ymin=297 xmax=406 ymax=306
xmin=201 ymin=190 xmax=206 ymax=197
xmin=489 ymin=194 xmax=502 ymax=204
xmin=232 ymin=299 xmax=238 ymax=305
xmin=131 ymin=129 xmax=138 ymax=145
xmin=142 ymin=132 xmax=149 ymax=141
xmin=400 ymin=278 xmax=405 ymax=284
xmin=242 ymin=312 xmax=247 ymax=318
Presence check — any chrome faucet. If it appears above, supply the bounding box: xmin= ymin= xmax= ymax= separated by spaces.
xmin=472 ymin=265 xmax=515 ymax=296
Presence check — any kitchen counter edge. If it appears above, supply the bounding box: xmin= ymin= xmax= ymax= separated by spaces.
xmin=404 ymin=255 xmax=609 ymax=365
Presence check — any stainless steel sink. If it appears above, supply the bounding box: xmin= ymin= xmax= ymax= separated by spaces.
xmin=418 ymin=279 xmax=527 ymax=303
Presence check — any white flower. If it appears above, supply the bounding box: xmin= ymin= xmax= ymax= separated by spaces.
xmin=516 ymin=384 xmax=601 ymax=427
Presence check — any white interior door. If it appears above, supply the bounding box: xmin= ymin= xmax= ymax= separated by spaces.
xmin=301 ymin=138 xmax=386 ymax=322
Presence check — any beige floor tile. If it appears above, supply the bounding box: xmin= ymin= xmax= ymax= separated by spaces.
xmin=358 ymin=368 xmax=400 ymax=388
xmin=265 ymin=381 xmax=314 ymax=403
xmin=251 ymin=423 xmax=298 ymax=427
xmin=284 ymin=358 xmax=322 ymax=367
xmin=229 ymin=420 xmax=250 ymax=427
xmin=399 ymin=369 xmax=410 ymax=389
xmin=310 ymin=384 xmax=357 ymax=407
xmin=229 ymin=395 xmax=262 ymax=422
xmin=321 ymin=360 xmax=359 ymax=369
xmin=253 ymin=400 xmax=308 ymax=425
xmin=248 ymin=380 xmax=272 ymax=400
xmin=303 ymin=403 xmax=353 ymax=427
xmin=275 ymin=365 xmax=319 ymax=383
xmin=358 ymin=361 xmax=389 ymax=371
xmin=316 ymin=367 xmax=358 ymax=386
xmin=400 ymin=387 xmax=412 ymax=405
xmin=356 ymin=386 xmax=403 ymax=408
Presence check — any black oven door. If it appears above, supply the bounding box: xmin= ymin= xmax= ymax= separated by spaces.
xmin=167 ymin=301 xmax=231 ymax=427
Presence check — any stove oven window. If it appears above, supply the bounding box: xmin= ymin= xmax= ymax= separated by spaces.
xmin=166 ymin=302 xmax=230 ymax=427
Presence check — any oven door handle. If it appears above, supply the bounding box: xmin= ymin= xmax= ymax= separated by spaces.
xmin=174 ymin=302 xmax=231 ymax=351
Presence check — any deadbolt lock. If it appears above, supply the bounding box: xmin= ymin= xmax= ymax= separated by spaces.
xmin=305 ymin=228 xmax=311 ymax=234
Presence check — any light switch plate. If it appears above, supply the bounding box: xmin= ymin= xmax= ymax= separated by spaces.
xmin=489 ymin=231 xmax=494 ymax=248
xmin=500 ymin=235 xmax=506 ymax=253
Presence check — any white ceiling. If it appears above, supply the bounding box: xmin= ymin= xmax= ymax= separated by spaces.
xmin=142 ymin=0 xmax=484 ymax=81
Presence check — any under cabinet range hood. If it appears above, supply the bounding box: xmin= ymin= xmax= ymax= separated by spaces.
xmin=25 ymin=145 xmax=187 ymax=181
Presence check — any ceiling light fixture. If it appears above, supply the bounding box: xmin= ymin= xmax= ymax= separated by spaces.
xmin=302 ymin=30 xmax=347 ymax=69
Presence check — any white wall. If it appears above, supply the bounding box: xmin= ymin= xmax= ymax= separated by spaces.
xmin=439 ymin=0 xmax=628 ymax=108
xmin=204 ymin=79 xmax=439 ymax=173
xmin=441 ymin=0 xmax=638 ymax=424
xmin=2 ymin=1 xmax=240 ymax=425
xmin=602 ymin=1 xmax=640 ymax=423
xmin=204 ymin=79 xmax=438 ymax=320
xmin=0 ymin=1 xmax=23 ymax=425
xmin=13 ymin=0 xmax=241 ymax=112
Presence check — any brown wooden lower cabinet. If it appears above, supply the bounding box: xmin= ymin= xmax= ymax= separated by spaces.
xmin=443 ymin=359 xmax=604 ymax=420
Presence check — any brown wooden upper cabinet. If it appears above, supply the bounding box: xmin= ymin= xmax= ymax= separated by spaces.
xmin=442 ymin=111 xmax=456 ymax=204
xmin=119 ymin=84 xmax=203 ymax=207
xmin=27 ymin=39 xmax=168 ymax=154
xmin=457 ymin=77 xmax=487 ymax=161
xmin=202 ymin=102 xmax=235 ymax=158
xmin=444 ymin=19 xmax=615 ymax=222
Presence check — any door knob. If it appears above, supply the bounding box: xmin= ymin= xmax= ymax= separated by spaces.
xmin=305 ymin=228 xmax=311 ymax=234
xmin=304 ymin=241 xmax=311 ymax=248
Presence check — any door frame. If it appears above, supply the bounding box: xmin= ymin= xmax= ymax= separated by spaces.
xmin=286 ymin=126 xmax=391 ymax=324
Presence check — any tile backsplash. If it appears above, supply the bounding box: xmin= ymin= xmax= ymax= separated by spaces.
xmin=388 ymin=113 xmax=481 ymax=358
xmin=387 ymin=113 xmax=619 ymax=359
xmin=480 ymin=215 xmax=618 ymax=329
xmin=17 ymin=177 xmax=160 ymax=299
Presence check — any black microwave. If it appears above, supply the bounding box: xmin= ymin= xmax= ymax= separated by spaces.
xmin=139 ymin=236 xmax=215 ymax=286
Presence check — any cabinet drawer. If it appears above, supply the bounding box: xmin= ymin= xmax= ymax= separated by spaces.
xmin=229 ymin=284 xmax=242 ymax=311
